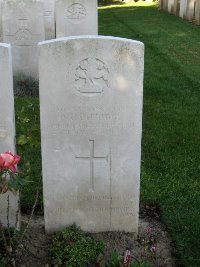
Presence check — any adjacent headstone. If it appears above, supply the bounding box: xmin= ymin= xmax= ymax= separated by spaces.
xmin=168 ymin=0 xmax=180 ymax=15
xmin=43 ymin=0 xmax=55 ymax=40
xmin=0 ymin=43 xmax=19 ymax=228
xmin=195 ymin=0 xmax=200 ymax=24
xmin=186 ymin=0 xmax=196 ymax=20
xmin=0 ymin=0 xmax=3 ymax=42
xmin=39 ymin=36 xmax=144 ymax=233
xmin=180 ymin=0 xmax=187 ymax=17
xmin=161 ymin=0 xmax=169 ymax=11
xmin=168 ymin=0 xmax=174 ymax=12
xmin=56 ymin=0 xmax=98 ymax=38
xmin=2 ymin=0 xmax=45 ymax=78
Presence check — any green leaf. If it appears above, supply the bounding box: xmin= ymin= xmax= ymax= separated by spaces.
xmin=17 ymin=135 xmax=29 ymax=145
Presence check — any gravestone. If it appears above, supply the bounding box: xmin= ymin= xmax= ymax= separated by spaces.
xmin=195 ymin=0 xmax=200 ymax=24
xmin=39 ymin=36 xmax=144 ymax=233
xmin=0 ymin=43 xmax=20 ymax=228
xmin=2 ymin=0 xmax=45 ymax=78
xmin=186 ymin=0 xmax=196 ymax=20
xmin=161 ymin=0 xmax=168 ymax=11
xmin=56 ymin=0 xmax=98 ymax=38
xmin=180 ymin=0 xmax=187 ymax=17
xmin=168 ymin=0 xmax=175 ymax=13
xmin=43 ymin=0 xmax=55 ymax=40
xmin=0 ymin=0 xmax=3 ymax=42
xmin=168 ymin=0 xmax=180 ymax=14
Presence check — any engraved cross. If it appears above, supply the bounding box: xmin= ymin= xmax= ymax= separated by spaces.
xmin=75 ymin=140 xmax=108 ymax=191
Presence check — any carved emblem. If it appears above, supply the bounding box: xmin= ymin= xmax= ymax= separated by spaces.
xmin=14 ymin=19 xmax=33 ymax=46
xmin=66 ymin=3 xmax=86 ymax=23
xmin=75 ymin=58 xmax=109 ymax=96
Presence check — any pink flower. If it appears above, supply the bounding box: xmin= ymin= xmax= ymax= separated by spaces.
xmin=123 ymin=249 xmax=131 ymax=266
xmin=150 ymin=245 xmax=156 ymax=254
xmin=0 ymin=151 xmax=20 ymax=173
xmin=145 ymin=226 xmax=153 ymax=235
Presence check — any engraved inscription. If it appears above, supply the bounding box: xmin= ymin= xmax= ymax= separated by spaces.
xmin=44 ymin=11 xmax=53 ymax=17
xmin=75 ymin=58 xmax=109 ymax=96
xmin=66 ymin=3 xmax=86 ymax=23
xmin=75 ymin=140 xmax=108 ymax=191
xmin=51 ymin=206 xmax=135 ymax=216
xmin=44 ymin=106 xmax=135 ymax=137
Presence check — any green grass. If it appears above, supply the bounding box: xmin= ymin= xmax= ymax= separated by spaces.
xmin=14 ymin=2 xmax=200 ymax=266
xmin=15 ymin=97 xmax=43 ymax=213
xmin=99 ymin=3 xmax=200 ymax=266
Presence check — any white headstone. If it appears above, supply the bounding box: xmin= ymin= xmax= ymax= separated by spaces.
xmin=0 ymin=0 xmax=3 ymax=42
xmin=195 ymin=0 xmax=200 ymax=24
xmin=180 ymin=0 xmax=187 ymax=17
xmin=56 ymin=0 xmax=98 ymax=38
xmin=2 ymin=0 xmax=45 ymax=78
xmin=43 ymin=0 xmax=55 ymax=40
xmin=186 ymin=0 xmax=196 ymax=20
xmin=39 ymin=36 xmax=144 ymax=233
xmin=160 ymin=0 xmax=168 ymax=11
xmin=168 ymin=0 xmax=179 ymax=14
xmin=0 ymin=43 xmax=19 ymax=229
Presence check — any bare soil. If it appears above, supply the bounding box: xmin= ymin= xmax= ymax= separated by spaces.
xmin=15 ymin=206 xmax=178 ymax=267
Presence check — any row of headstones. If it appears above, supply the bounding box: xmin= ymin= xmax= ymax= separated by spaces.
xmin=0 ymin=35 xmax=144 ymax=233
xmin=0 ymin=0 xmax=97 ymax=79
xmin=159 ymin=0 xmax=200 ymax=24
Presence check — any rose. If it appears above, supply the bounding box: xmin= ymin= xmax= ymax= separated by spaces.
xmin=150 ymin=245 xmax=156 ymax=254
xmin=0 ymin=151 xmax=20 ymax=173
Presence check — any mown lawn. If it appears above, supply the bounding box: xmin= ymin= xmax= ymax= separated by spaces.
xmin=15 ymin=2 xmax=200 ymax=266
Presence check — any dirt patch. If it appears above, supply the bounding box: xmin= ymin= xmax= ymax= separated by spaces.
xmin=15 ymin=211 xmax=178 ymax=267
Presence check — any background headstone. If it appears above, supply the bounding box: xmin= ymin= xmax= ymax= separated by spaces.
xmin=43 ymin=0 xmax=55 ymax=40
xmin=186 ymin=0 xmax=196 ymax=20
xmin=162 ymin=0 xmax=168 ymax=11
xmin=56 ymin=0 xmax=98 ymax=38
xmin=195 ymin=0 xmax=200 ymax=24
xmin=2 ymin=0 xmax=45 ymax=79
xmin=179 ymin=0 xmax=187 ymax=17
xmin=168 ymin=0 xmax=180 ymax=14
xmin=39 ymin=36 xmax=144 ymax=233
xmin=0 ymin=43 xmax=19 ymax=228
xmin=0 ymin=0 xmax=3 ymax=42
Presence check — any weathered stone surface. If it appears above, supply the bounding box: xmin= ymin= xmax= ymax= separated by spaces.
xmin=168 ymin=0 xmax=180 ymax=15
xmin=56 ymin=0 xmax=98 ymax=38
xmin=186 ymin=0 xmax=196 ymax=20
xmin=43 ymin=0 xmax=55 ymax=40
xmin=179 ymin=0 xmax=187 ymax=17
xmin=2 ymin=0 xmax=45 ymax=78
xmin=195 ymin=0 xmax=200 ymax=24
xmin=0 ymin=0 xmax=3 ymax=42
xmin=39 ymin=36 xmax=144 ymax=233
xmin=0 ymin=43 xmax=20 ymax=228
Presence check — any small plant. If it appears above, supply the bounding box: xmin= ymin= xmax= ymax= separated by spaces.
xmin=0 ymin=151 xmax=39 ymax=266
xmin=142 ymin=226 xmax=156 ymax=258
xmin=0 ymin=151 xmax=22 ymax=266
xmin=97 ymin=249 xmax=151 ymax=267
xmin=50 ymin=224 xmax=104 ymax=267
xmin=108 ymin=250 xmax=122 ymax=266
